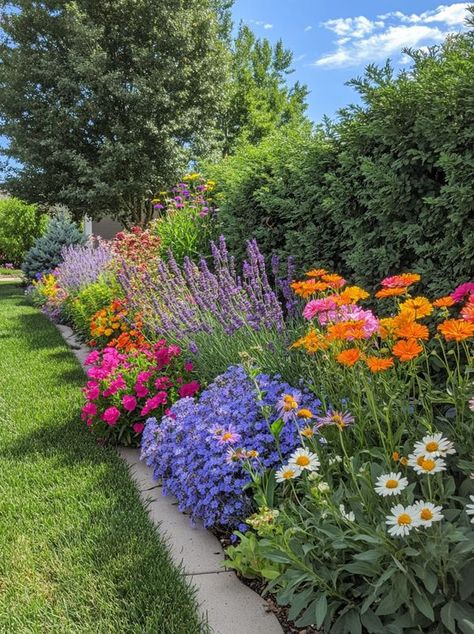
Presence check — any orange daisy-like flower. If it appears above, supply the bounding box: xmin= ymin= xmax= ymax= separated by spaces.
xmin=331 ymin=286 xmax=370 ymax=305
xmin=400 ymin=296 xmax=433 ymax=320
xmin=375 ymin=287 xmax=408 ymax=299
xmin=433 ymin=296 xmax=455 ymax=308
xmin=381 ymin=273 xmax=421 ymax=288
xmin=394 ymin=319 xmax=429 ymax=341
xmin=365 ymin=356 xmax=395 ymax=372
xmin=392 ymin=338 xmax=423 ymax=362
xmin=336 ymin=348 xmax=362 ymax=366
xmin=461 ymin=302 xmax=474 ymax=323
xmin=321 ymin=273 xmax=346 ymax=288
xmin=291 ymin=279 xmax=330 ymax=298
xmin=291 ymin=329 xmax=329 ymax=353
xmin=379 ymin=317 xmax=396 ymax=340
xmin=327 ymin=320 xmax=367 ymax=341
xmin=305 ymin=268 xmax=328 ymax=278
xmin=437 ymin=319 xmax=474 ymax=341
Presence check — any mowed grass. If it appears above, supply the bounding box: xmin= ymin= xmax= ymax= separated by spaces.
xmin=0 ymin=282 xmax=207 ymax=634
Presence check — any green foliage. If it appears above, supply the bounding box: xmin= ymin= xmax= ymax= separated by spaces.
xmin=21 ymin=213 xmax=85 ymax=280
xmin=206 ymin=24 xmax=474 ymax=294
xmin=63 ymin=277 xmax=117 ymax=339
xmin=0 ymin=197 xmax=46 ymax=266
xmin=0 ymin=0 xmax=227 ymax=225
xmin=212 ymin=24 xmax=309 ymax=157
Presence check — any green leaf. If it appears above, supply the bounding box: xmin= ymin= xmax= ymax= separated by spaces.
xmin=270 ymin=418 xmax=284 ymax=440
xmin=361 ymin=609 xmax=384 ymax=633
xmin=441 ymin=601 xmax=457 ymax=633
xmin=413 ymin=590 xmax=434 ymax=621
xmin=261 ymin=568 xmax=280 ymax=580
xmin=315 ymin=593 xmax=328 ymax=629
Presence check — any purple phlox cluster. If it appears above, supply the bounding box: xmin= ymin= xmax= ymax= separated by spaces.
xmin=140 ymin=365 xmax=321 ymax=528
xmin=118 ymin=236 xmax=285 ymax=342
xmin=56 ymin=240 xmax=113 ymax=292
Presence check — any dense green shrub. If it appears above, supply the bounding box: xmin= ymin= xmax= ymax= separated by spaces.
xmin=62 ymin=278 xmax=117 ymax=339
xmin=21 ymin=213 xmax=85 ymax=280
xmin=0 ymin=197 xmax=46 ymax=265
xmin=206 ymin=25 xmax=474 ymax=295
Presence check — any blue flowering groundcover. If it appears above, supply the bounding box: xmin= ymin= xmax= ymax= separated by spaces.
xmin=140 ymin=365 xmax=321 ymax=528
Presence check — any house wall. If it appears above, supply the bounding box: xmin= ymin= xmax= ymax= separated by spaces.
xmin=84 ymin=215 xmax=124 ymax=240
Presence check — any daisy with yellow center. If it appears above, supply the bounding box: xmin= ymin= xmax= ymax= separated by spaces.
xmin=386 ymin=504 xmax=417 ymax=537
xmin=412 ymin=501 xmax=443 ymax=527
xmin=375 ymin=472 xmax=409 ymax=497
xmin=413 ymin=433 xmax=455 ymax=459
xmin=289 ymin=448 xmax=320 ymax=472
xmin=275 ymin=465 xmax=301 ymax=483
xmin=408 ymin=453 xmax=446 ymax=475
xmin=297 ymin=408 xmax=314 ymax=419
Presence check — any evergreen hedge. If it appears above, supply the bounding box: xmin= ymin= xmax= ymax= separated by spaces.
xmin=206 ymin=26 xmax=474 ymax=295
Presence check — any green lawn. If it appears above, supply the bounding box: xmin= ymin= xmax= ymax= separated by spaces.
xmin=0 ymin=267 xmax=22 ymax=276
xmin=0 ymin=282 xmax=207 ymax=633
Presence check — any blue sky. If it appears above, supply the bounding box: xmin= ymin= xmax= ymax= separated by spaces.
xmin=231 ymin=1 xmax=471 ymax=122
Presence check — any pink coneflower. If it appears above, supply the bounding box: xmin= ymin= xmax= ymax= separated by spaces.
xmin=451 ymin=282 xmax=474 ymax=303
xmin=315 ymin=409 xmax=354 ymax=430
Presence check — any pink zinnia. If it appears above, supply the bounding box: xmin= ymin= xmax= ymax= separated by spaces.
xmin=84 ymin=381 xmax=100 ymax=400
xmin=184 ymin=361 xmax=194 ymax=372
xmin=102 ymin=406 xmax=121 ymax=426
xmin=134 ymin=382 xmax=149 ymax=398
xmin=136 ymin=370 xmax=152 ymax=383
xmin=178 ymin=380 xmax=200 ymax=398
xmin=85 ymin=350 xmax=100 ymax=365
xmin=132 ymin=422 xmax=145 ymax=434
xmin=122 ymin=395 xmax=137 ymax=412
xmin=303 ymin=298 xmax=337 ymax=321
xmin=154 ymin=376 xmax=171 ymax=390
xmin=140 ymin=391 xmax=167 ymax=416
xmin=81 ymin=402 xmax=97 ymax=420
xmin=451 ymin=282 xmax=474 ymax=304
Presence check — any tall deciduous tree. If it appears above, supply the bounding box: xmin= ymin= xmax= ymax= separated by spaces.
xmin=0 ymin=0 xmax=227 ymax=224
xmin=217 ymin=24 xmax=309 ymax=156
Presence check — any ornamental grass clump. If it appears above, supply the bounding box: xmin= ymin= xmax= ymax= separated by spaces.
xmin=140 ymin=364 xmax=321 ymax=528
xmin=82 ymin=341 xmax=199 ymax=446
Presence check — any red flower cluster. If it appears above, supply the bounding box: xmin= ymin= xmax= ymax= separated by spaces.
xmin=112 ymin=226 xmax=161 ymax=266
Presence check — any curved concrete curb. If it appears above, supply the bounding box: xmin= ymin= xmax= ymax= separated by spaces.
xmin=55 ymin=323 xmax=283 ymax=634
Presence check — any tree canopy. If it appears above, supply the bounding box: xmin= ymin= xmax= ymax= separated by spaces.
xmin=0 ymin=0 xmax=228 ymax=224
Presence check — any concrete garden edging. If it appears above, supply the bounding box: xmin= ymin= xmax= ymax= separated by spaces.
xmin=55 ymin=323 xmax=283 ymax=634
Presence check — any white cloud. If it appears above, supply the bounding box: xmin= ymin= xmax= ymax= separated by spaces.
xmin=295 ymin=53 xmax=307 ymax=61
xmin=263 ymin=23 xmax=273 ymax=30
xmin=304 ymin=25 xmax=313 ymax=32
xmin=314 ymin=3 xmax=469 ymax=69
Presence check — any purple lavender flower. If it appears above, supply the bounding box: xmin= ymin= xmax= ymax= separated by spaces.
xmin=56 ymin=241 xmax=112 ymax=292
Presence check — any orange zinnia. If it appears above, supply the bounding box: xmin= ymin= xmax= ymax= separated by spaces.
xmin=400 ymin=296 xmax=433 ymax=320
xmin=392 ymin=338 xmax=423 ymax=362
xmin=332 ymin=286 xmax=370 ymax=305
xmin=327 ymin=320 xmax=366 ymax=341
xmin=291 ymin=329 xmax=329 ymax=353
xmin=305 ymin=268 xmax=328 ymax=278
xmin=433 ymin=296 xmax=455 ymax=308
xmin=365 ymin=356 xmax=395 ymax=372
xmin=321 ymin=273 xmax=346 ymax=288
xmin=379 ymin=317 xmax=396 ymax=339
xmin=437 ymin=319 xmax=474 ymax=341
xmin=375 ymin=287 xmax=408 ymax=299
xmin=291 ymin=279 xmax=330 ymax=298
xmin=394 ymin=319 xmax=429 ymax=341
xmin=336 ymin=348 xmax=361 ymax=366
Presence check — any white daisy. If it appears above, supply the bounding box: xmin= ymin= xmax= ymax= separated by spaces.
xmin=466 ymin=495 xmax=474 ymax=523
xmin=275 ymin=464 xmax=301 ymax=483
xmin=408 ymin=453 xmax=446 ymax=475
xmin=412 ymin=501 xmax=444 ymax=527
xmin=386 ymin=504 xmax=417 ymax=537
xmin=288 ymin=447 xmax=320 ymax=472
xmin=375 ymin=472 xmax=409 ymax=497
xmin=339 ymin=504 xmax=355 ymax=522
xmin=413 ymin=433 xmax=455 ymax=459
